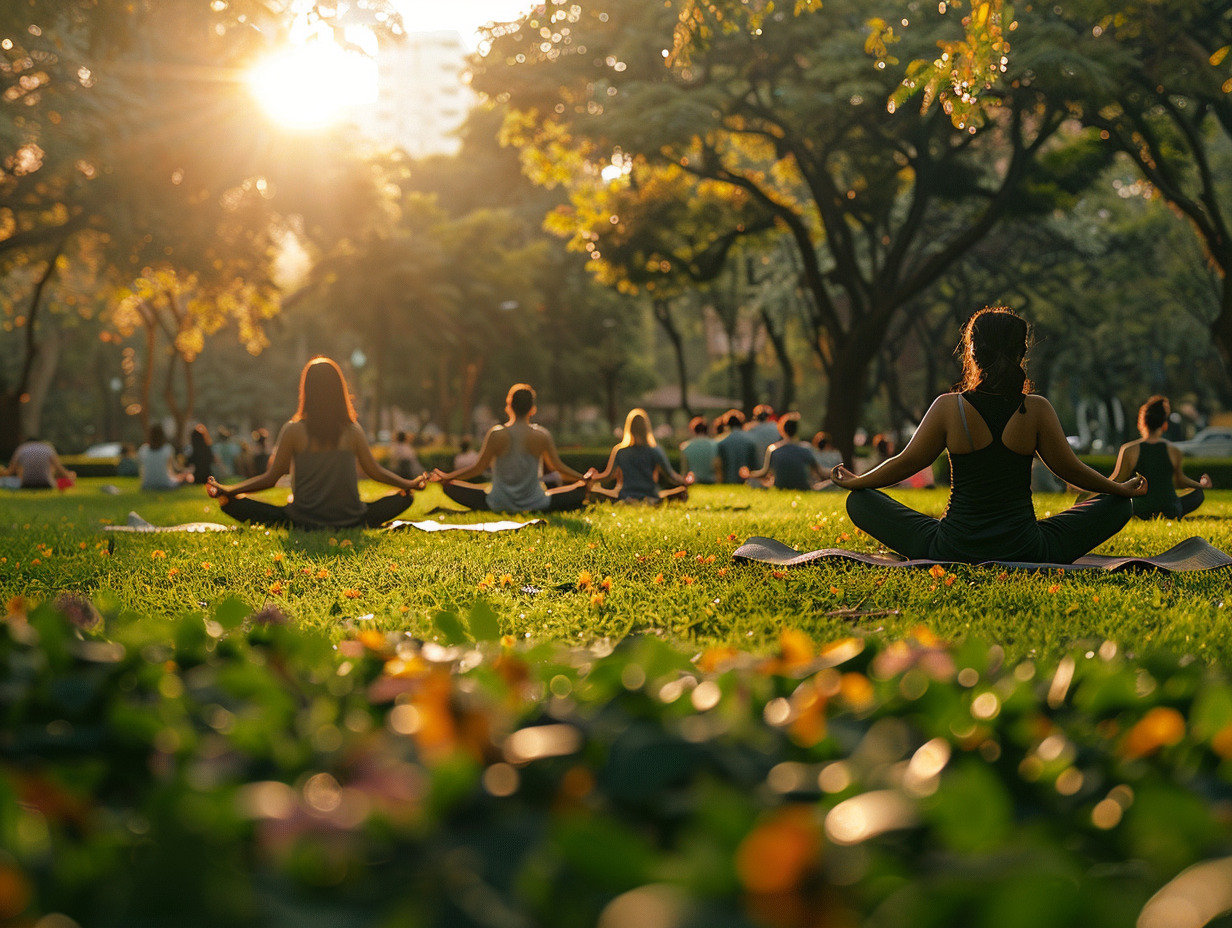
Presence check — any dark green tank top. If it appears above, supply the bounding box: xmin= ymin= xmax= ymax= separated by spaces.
xmin=1131 ymin=441 xmax=1180 ymax=518
xmin=935 ymin=391 xmax=1038 ymax=561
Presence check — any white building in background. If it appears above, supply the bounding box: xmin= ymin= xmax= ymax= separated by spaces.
xmin=355 ymin=31 xmax=473 ymax=157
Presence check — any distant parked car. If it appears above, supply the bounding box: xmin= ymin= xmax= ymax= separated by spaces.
xmin=1173 ymin=427 xmax=1232 ymax=457
xmin=83 ymin=442 xmax=122 ymax=458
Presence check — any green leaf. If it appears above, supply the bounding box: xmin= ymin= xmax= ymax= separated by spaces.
xmin=467 ymin=600 xmax=502 ymax=642
xmin=433 ymin=610 xmax=469 ymax=645
xmin=212 ymin=596 xmax=250 ymax=631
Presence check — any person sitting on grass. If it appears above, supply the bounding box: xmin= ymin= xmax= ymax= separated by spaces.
xmin=586 ymin=407 xmax=690 ymax=503
xmin=138 ymin=424 xmax=191 ymax=491
xmin=680 ymin=416 xmax=719 ymax=485
xmin=3 ymin=436 xmax=75 ymax=489
xmin=739 ymin=413 xmax=827 ymax=490
xmin=829 ymin=306 xmax=1146 ymax=563
xmin=428 ymin=383 xmax=590 ymax=512
xmin=206 ymin=356 xmax=424 ymax=529
xmin=1102 ymin=395 xmax=1212 ymax=520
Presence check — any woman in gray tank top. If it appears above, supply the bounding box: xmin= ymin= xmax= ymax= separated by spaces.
xmin=429 ymin=383 xmax=592 ymax=512
xmin=206 ymin=357 xmax=425 ymax=529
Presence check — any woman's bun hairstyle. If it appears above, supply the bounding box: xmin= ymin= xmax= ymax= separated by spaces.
xmin=1138 ymin=395 xmax=1170 ymax=434
xmin=956 ymin=306 xmax=1033 ymax=396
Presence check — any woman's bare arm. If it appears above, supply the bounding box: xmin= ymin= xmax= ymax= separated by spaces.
xmin=741 ymin=446 xmax=774 ymax=480
xmin=1169 ymin=444 xmax=1211 ymax=489
xmin=1035 ymin=400 xmax=1146 ymax=496
xmin=584 ymin=447 xmax=619 ymax=483
xmin=351 ymin=424 xmax=424 ymax=492
xmin=208 ymin=421 xmax=297 ymax=498
xmin=830 ymin=396 xmax=949 ymax=490
xmin=433 ymin=427 xmax=501 ymax=482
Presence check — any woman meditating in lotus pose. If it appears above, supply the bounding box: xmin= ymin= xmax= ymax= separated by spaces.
xmin=829 ymin=306 xmax=1147 ymax=563
xmin=586 ymin=408 xmax=690 ymax=503
xmin=429 ymin=383 xmax=591 ymax=512
xmin=206 ymin=357 xmax=424 ymax=529
xmin=1105 ymin=395 xmax=1211 ymax=520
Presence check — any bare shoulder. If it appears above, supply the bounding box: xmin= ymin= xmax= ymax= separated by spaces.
xmin=279 ymin=419 xmax=309 ymax=448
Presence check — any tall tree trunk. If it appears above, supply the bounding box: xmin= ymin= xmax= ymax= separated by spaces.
xmin=823 ymin=338 xmax=878 ymax=464
xmin=0 ymin=241 xmax=65 ymax=455
xmin=22 ymin=326 xmax=64 ymax=440
xmin=760 ymin=307 xmax=795 ymax=411
xmin=652 ymin=299 xmax=691 ymax=418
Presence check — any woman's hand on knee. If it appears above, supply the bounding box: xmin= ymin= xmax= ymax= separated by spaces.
xmin=1118 ymin=474 xmax=1148 ymax=497
xmin=205 ymin=476 xmax=232 ymax=505
xmin=830 ymin=464 xmax=860 ymax=489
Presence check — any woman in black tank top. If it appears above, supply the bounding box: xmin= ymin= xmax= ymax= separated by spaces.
xmin=1106 ymin=396 xmax=1211 ymax=520
xmin=829 ymin=307 xmax=1147 ymax=564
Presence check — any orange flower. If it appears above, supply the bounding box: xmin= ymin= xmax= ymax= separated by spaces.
xmin=674 ymin=550 xmax=688 ymax=558
xmin=997 ymin=571 xmax=1009 ymax=581
xmin=1048 ymin=583 xmax=1061 ymax=594
xmin=388 ymin=563 xmax=399 ymax=572
xmin=681 ymin=575 xmax=695 ymax=585
xmin=929 ymin=564 xmax=946 ymax=579
xmin=735 ymin=806 xmax=822 ymax=894
xmin=830 ymin=585 xmax=841 ymax=595
xmin=500 ymin=573 xmax=514 ymax=587
xmin=779 ymin=629 xmax=814 ymax=670
xmin=838 ymin=532 xmax=851 ymax=542
xmin=30 ymin=558 xmax=40 ymax=566
xmin=653 ymin=573 xmax=665 ymax=584
xmin=343 ymin=589 xmax=362 ymax=600
xmin=167 ymin=568 xmax=179 ymax=578
xmin=1122 ymin=707 xmax=1186 ymax=758
xmin=944 ymin=575 xmax=955 ymax=587
xmin=587 ymin=542 xmax=598 ymax=549
xmin=697 ymin=646 xmax=739 ymax=673
xmin=577 ymin=570 xmax=593 ymax=591
xmin=339 ymin=539 xmax=353 ymax=548
xmin=771 ymin=570 xmax=788 ymax=579
xmin=268 ymin=581 xmax=284 ymax=595
xmin=478 ymin=573 xmax=495 ymax=592
xmin=273 ymin=553 xmax=284 ymax=562
xmin=839 ymin=672 xmax=876 ymax=710
xmin=600 ymin=576 xmax=612 ymax=591
xmin=316 ymin=568 xmax=330 ymax=579
xmin=151 ymin=550 xmax=166 ymax=559
xmin=589 ymin=592 xmax=605 ymax=607
xmin=200 ymin=561 xmax=212 ymax=570
xmin=717 ymin=568 xmax=728 ymax=577
xmin=359 ymin=630 xmax=386 ymax=651
xmin=1092 ymin=595 xmax=1100 ymax=604
xmin=727 ymin=533 xmax=738 ymax=541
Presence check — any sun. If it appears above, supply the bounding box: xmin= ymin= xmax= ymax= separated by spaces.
xmin=247 ymin=38 xmax=378 ymax=130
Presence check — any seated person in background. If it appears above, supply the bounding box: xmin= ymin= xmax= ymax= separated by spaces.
xmin=811 ymin=431 xmax=843 ymax=474
xmin=1103 ymin=395 xmax=1211 ymax=519
xmin=830 ymin=306 xmax=1145 ymax=564
xmin=4 ymin=436 xmax=75 ymax=489
xmin=746 ymin=404 xmax=781 ymax=464
xmin=429 ymin=383 xmax=590 ymax=512
xmin=213 ymin=427 xmax=240 ymax=478
xmin=207 ymin=357 xmax=423 ymax=529
xmin=138 ymin=425 xmax=192 ymax=490
xmin=586 ymin=408 xmax=690 ymax=503
xmin=389 ymin=430 xmax=425 ymax=480
xmin=186 ymin=424 xmax=217 ymax=485
xmin=453 ymin=436 xmax=480 ymax=472
xmin=740 ymin=413 xmax=826 ymax=490
xmin=116 ymin=443 xmax=140 ymax=477
xmin=680 ymin=416 xmax=719 ymax=484
xmin=717 ymin=409 xmax=757 ymax=484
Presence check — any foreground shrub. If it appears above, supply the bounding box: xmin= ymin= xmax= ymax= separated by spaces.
xmin=2 ymin=595 xmax=1231 ymax=927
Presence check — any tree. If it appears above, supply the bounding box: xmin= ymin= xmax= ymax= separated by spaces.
xmin=471 ymin=0 xmax=1095 ymax=460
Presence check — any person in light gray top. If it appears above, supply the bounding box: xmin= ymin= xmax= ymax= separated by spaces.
xmin=586 ymin=408 xmax=690 ymax=503
xmin=3 ymin=437 xmax=75 ymax=488
xmin=206 ymin=357 xmax=423 ymax=529
xmin=430 ymin=383 xmax=591 ymax=512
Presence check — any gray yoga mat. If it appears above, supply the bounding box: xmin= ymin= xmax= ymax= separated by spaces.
xmin=732 ymin=535 xmax=1232 ymax=573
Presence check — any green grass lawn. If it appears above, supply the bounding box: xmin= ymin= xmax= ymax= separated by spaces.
xmin=6 ymin=480 xmax=1232 ymax=928
xmin=4 ymin=478 xmax=1231 ymax=663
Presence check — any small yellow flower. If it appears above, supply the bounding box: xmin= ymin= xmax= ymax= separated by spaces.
xmin=1048 ymin=583 xmax=1061 ymax=594
xmin=388 ymin=563 xmax=399 ymax=571
xmin=151 ymin=550 xmax=166 ymax=559
xmin=328 ymin=538 xmax=338 ymax=547
xmin=316 ymin=568 xmax=330 ymax=579
xmin=273 ymin=553 xmax=284 ymax=562
xmin=167 ymin=568 xmax=179 ymax=578
xmin=589 ymin=592 xmax=605 ymax=607
xmin=79 ymin=542 xmax=87 ymax=550
xmin=577 ymin=570 xmax=593 ymax=591
xmin=269 ymin=581 xmax=284 ymax=595
xmin=653 ymin=573 xmax=665 ymax=584
xmin=838 ymin=532 xmax=851 ymax=542
xmin=600 ymin=575 xmax=612 ymax=591
xmin=682 ymin=575 xmax=695 ymax=585
xmin=717 ymin=568 xmax=728 ymax=577
xmin=339 ymin=539 xmax=353 ymax=548
xmin=343 ymin=588 xmax=362 ymax=599
xmin=200 ymin=561 xmax=212 ymax=570
xmin=264 ymin=568 xmax=273 ymax=577
xmin=478 ymin=573 xmax=495 ymax=592
xmin=1093 ymin=595 xmax=1100 ymax=604
xmin=500 ymin=573 xmax=514 ymax=587
xmin=674 ymin=550 xmax=688 ymax=558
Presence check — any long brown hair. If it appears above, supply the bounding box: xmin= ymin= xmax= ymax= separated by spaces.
xmin=617 ymin=408 xmax=656 ymax=448
xmin=293 ymin=357 xmax=357 ymax=447
xmin=955 ymin=306 xmax=1033 ymax=396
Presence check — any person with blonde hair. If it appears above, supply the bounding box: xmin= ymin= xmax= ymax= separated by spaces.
xmin=1104 ymin=395 xmax=1211 ymax=519
xmin=830 ymin=306 xmax=1145 ymax=562
xmin=429 ymin=383 xmax=591 ymax=512
xmin=586 ymin=407 xmax=690 ymax=502
xmin=206 ymin=356 xmax=424 ymax=528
